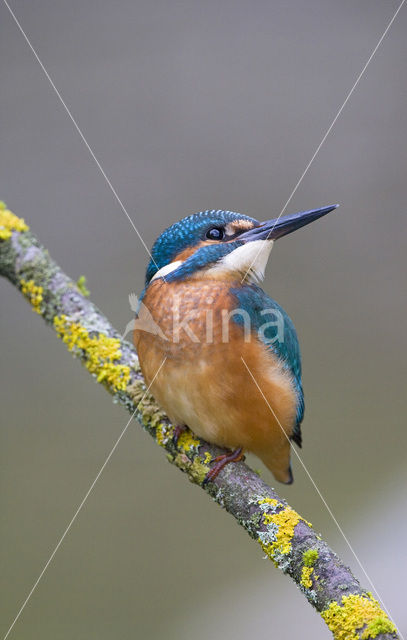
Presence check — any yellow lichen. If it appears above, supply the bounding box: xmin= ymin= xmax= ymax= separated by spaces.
xmin=172 ymin=449 xmax=210 ymax=484
xmin=264 ymin=506 xmax=302 ymax=556
xmin=203 ymin=451 xmax=212 ymax=465
xmin=189 ymin=456 xmax=210 ymax=484
xmin=361 ymin=616 xmax=398 ymax=639
xmin=20 ymin=279 xmax=43 ymax=314
xmin=303 ymin=548 xmax=318 ymax=567
xmin=258 ymin=497 xmax=280 ymax=508
xmin=53 ymin=314 xmax=130 ymax=392
xmin=76 ymin=275 xmax=90 ymax=297
xmin=258 ymin=497 xmax=303 ymax=561
xmin=177 ymin=428 xmax=201 ymax=453
xmin=0 ymin=206 xmax=29 ymax=240
xmin=321 ymin=594 xmax=397 ymax=640
xmin=156 ymin=423 xmax=171 ymax=447
xmin=301 ymin=566 xmax=314 ymax=589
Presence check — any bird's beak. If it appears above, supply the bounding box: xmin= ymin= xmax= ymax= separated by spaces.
xmin=239 ymin=204 xmax=339 ymax=242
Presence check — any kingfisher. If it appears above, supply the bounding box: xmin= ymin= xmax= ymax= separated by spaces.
xmin=134 ymin=205 xmax=338 ymax=484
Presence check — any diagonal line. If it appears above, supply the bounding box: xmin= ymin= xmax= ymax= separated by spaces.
xmin=241 ymin=0 xmax=405 ymax=284
xmin=2 ymin=0 xmax=160 ymax=273
xmin=3 ymin=357 xmax=167 ymax=640
xmin=278 ymin=0 xmax=405 ymax=219
xmin=241 ymin=356 xmax=404 ymax=639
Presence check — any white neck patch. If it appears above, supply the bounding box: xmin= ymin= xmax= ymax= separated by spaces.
xmin=207 ymin=239 xmax=273 ymax=283
xmin=150 ymin=260 xmax=183 ymax=282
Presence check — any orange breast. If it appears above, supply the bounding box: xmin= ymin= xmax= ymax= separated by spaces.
xmin=134 ymin=278 xmax=298 ymax=483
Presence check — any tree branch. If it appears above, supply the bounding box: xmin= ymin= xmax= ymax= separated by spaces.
xmin=0 ymin=202 xmax=399 ymax=640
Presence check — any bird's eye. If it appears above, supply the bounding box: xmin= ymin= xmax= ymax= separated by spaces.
xmin=206 ymin=227 xmax=225 ymax=241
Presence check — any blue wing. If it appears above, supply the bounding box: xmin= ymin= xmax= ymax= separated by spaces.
xmin=230 ymin=284 xmax=304 ymax=446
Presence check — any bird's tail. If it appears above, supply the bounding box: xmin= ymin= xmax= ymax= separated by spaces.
xmin=258 ymin=447 xmax=293 ymax=484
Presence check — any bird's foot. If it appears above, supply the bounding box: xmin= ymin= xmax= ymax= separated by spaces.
xmin=203 ymin=447 xmax=245 ymax=485
xmin=172 ymin=424 xmax=187 ymax=445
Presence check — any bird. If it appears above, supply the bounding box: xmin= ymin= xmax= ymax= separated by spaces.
xmin=133 ymin=205 xmax=338 ymax=484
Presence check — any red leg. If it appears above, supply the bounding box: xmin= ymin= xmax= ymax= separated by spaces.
xmin=203 ymin=447 xmax=245 ymax=484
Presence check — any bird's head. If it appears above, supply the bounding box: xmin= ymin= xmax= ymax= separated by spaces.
xmin=145 ymin=205 xmax=338 ymax=286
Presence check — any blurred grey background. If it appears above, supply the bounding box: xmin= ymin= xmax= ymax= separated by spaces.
xmin=1 ymin=1 xmax=406 ymax=638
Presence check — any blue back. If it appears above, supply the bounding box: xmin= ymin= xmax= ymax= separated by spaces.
xmin=230 ymin=283 xmax=304 ymax=442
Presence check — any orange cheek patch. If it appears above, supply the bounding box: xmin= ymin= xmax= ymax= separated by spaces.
xmin=172 ymin=242 xmax=207 ymax=262
xmin=172 ymin=238 xmax=230 ymax=263
xmin=227 ymin=220 xmax=255 ymax=233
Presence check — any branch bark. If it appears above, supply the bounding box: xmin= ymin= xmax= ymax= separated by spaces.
xmin=0 ymin=202 xmax=399 ymax=640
